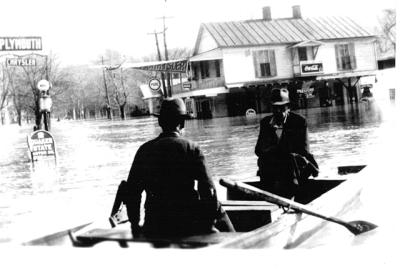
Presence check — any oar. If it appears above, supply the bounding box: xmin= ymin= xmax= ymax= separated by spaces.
xmin=220 ymin=179 xmax=377 ymax=235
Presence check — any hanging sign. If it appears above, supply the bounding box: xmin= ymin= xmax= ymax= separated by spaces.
xmin=183 ymin=82 xmax=192 ymax=89
xmin=297 ymin=80 xmax=315 ymax=98
xmin=149 ymin=78 xmax=161 ymax=91
xmin=0 ymin=37 xmax=42 ymax=51
xmin=300 ymin=61 xmax=323 ymax=75
xmin=27 ymin=130 xmax=57 ymax=162
xmin=135 ymin=59 xmax=188 ymax=73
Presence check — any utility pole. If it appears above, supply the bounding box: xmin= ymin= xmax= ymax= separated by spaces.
xmin=148 ymin=30 xmax=167 ymax=97
xmin=156 ymin=15 xmax=174 ymax=97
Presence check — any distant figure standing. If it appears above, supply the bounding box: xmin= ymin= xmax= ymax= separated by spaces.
xmin=360 ymin=87 xmax=373 ymax=101
xmin=124 ymin=97 xmax=234 ymax=236
xmin=255 ymin=88 xmax=319 ymax=199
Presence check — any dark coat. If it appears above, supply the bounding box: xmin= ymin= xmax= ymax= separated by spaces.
xmin=255 ymin=111 xmax=312 ymax=159
xmin=126 ymin=131 xmax=219 ymax=235
xmin=255 ymin=111 xmax=318 ymax=197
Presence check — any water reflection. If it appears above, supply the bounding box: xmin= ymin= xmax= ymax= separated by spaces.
xmin=0 ymin=101 xmax=392 ymax=243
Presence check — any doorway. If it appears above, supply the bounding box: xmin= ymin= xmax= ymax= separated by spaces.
xmin=333 ymin=82 xmax=344 ymax=105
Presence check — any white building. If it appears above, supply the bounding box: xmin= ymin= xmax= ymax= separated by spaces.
xmin=170 ymin=5 xmax=378 ymax=118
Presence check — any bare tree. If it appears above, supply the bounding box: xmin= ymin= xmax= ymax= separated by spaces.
xmin=4 ymin=66 xmax=31 ymax=126
xmin=376 ymin=9 xmax=396 ymax=54
xmin=0 ymin=65 xmax=11 ymax=124
xmin=108 ymin=68 xmax=128 ymax=119
xmin=53 ymin=65 xmax=105 ymax=120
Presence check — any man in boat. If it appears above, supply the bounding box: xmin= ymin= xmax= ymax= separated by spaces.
xmin=124 ymin=97 xmax=234 ymax=236
xmin=255 ymin=88 xmax=319 ymax=199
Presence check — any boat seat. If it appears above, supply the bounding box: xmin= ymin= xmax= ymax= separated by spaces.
xmin=221 ymin=200 xmax=280 ymax=232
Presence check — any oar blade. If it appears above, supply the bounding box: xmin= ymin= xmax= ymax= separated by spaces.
xmin=347 ymin=220 xmax=378 ymax=235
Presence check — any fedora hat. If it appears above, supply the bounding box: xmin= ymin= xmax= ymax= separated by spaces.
xmin=271 ymin=88 xmax=290 ymax=106
xmin=153 ymin=97 xmax=193 ymax=119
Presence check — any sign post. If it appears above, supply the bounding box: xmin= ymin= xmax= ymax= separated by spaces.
xmin=27 ymin=130 xmax=57 ymax=163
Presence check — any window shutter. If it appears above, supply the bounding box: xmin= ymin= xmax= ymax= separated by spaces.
xmin=334 ymin=45 xmax=342 ymax=70
xmin=269 ymin=50 xmax=277 ymax=76
xmin=349 ymin=43 xmax=357 ymax=69
xmin=253 ymin=51 xmax=261 ymax=78
xmin=292 ymin=48 xmax=299 ymax=66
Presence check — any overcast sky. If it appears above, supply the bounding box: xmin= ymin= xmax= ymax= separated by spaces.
xmin=0 ymin=0 xmax=396 ymax=66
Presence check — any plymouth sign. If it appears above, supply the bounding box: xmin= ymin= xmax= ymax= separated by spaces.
xmin=0 ymin=37 xmax=42 ymax=51
xmin=300 ymin=62 xmax=323 ymax=75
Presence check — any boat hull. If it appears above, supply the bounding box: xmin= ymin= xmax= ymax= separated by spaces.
xmin=24 ymin=166 xmax=371 ymax=248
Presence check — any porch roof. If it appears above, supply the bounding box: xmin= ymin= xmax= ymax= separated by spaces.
xmin=173 ymin=87 xmax=228 ymax=98
xmin=288 ymin=40 xmax=324 ymax=48
xmin=316 ymin=70 xmax=377 ymax=80
xmin=225 ymin=77 xmax=294 ymax=88
xmin=189 ymin=49 xmax=223 ymax=62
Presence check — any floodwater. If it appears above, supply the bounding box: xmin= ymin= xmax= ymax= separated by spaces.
xmin=0 ymin=99 xmax=398 ymax=244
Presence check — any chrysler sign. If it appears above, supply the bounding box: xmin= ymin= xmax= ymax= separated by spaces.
xmin=300 ymin=62 xmax=323 ymax=75
xmin=6 ymin=57 xmax=36 ymax=67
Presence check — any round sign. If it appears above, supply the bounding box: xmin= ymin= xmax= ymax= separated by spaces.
xmin=149 ymin=78 xmax=161 ymax=91
xmin=37 ymin=79 xmax=50 ymax=91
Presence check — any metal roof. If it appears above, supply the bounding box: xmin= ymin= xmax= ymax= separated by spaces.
xmin=202 ymin=16 xmax=375 ymax=47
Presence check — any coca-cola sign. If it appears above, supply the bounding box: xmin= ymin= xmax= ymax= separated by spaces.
xmin=300 ymin=62 xmax=323 ymax=75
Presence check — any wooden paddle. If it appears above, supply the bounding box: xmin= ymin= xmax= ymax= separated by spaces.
xmin=220 ymin=178 xmax=377 ymax=235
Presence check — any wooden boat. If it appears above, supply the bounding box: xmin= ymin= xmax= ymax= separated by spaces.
xmin=24 ymin=165 xmax=377 ymax=248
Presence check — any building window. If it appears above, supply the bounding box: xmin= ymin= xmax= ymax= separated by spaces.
xmin=253 ymin=50 xmax=277 ymax=78
xmin=298 ymin=47 xmax=308 ymax=61
xmin=335 ymin=43 xmax=357 ymax=70
xmin=260 ymin=63 xmax=271 ymax=76
xmin=215 ymin=60 xmax=221 ymax=77
xmin=185 ymin=99 xmax=194 ymax=114
xmin=200 ymin=61 xmax=210 ymax=79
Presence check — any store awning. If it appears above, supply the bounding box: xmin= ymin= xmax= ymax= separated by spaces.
xmin=316 ymin=70 xmax=377 ymax=80
xmin=174 ymin=86 xmax=228 ymax=98
xmin=225 ymin=78 xmax=293 ymax=89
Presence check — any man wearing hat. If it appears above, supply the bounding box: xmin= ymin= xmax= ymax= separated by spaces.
xmin=255 ymin=88 xmax=319 ymax=199
xmin=125 ymin=97 xmax=234 ymax=237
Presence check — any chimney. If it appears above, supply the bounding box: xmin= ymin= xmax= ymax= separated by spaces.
xmin=292 ymin=5 xmax=302 ymax=19
xmin=262 ymin=6 xmax=272 ymax=21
